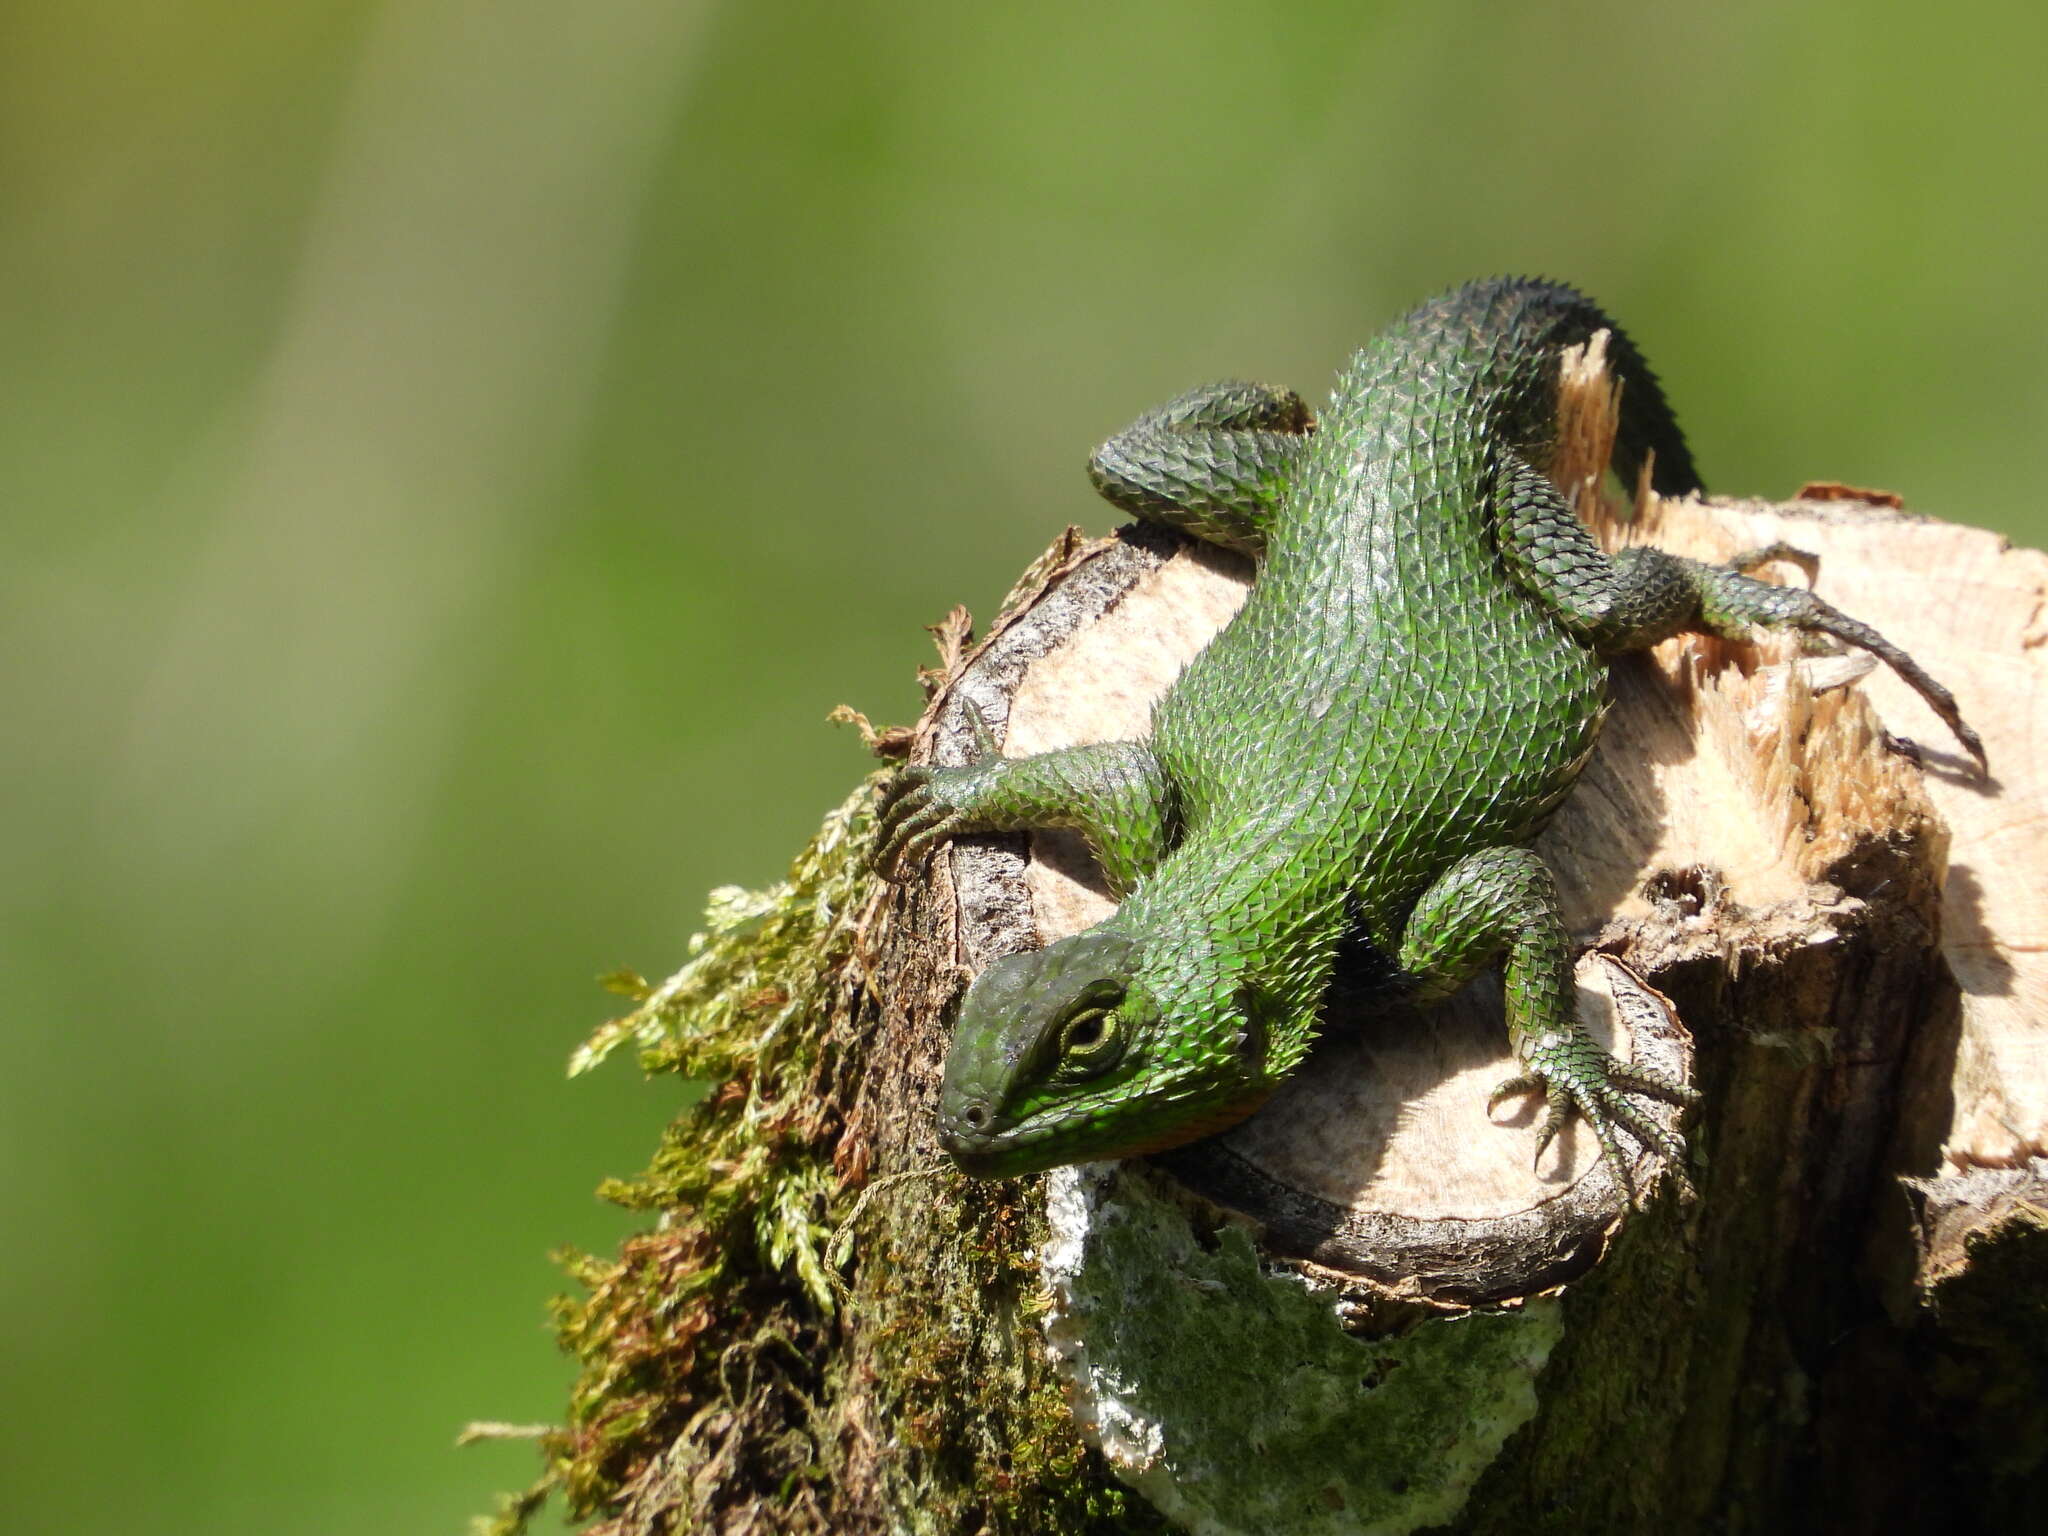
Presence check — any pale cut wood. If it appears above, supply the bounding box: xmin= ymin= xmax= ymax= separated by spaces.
xmin=991 ymin=527 xmax=1689 ymax=1295
xmin=1632 ymin=492 xmax=2048 ymax=1171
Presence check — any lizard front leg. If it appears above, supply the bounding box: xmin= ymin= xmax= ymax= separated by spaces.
xmin=1087 ymin=380 xmax=1313 ymax=558
xmin=875 ymin=720 xmax=1176 ymax=898
xmin=1397 ymin=845 xmax=1698 ymax=1203
xmin=1492 ymin=454 xmax=1986 ymax=772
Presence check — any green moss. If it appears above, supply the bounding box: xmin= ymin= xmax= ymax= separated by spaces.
xmin=481 ymin=782 xmax=884 ymax=1533
xmin=480 ymin=770 xmax=1154 ymax=1535
xmin=479 ymin=541 xmax=1194 ymax=1533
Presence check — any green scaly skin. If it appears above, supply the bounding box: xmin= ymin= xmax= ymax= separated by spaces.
xmin=877 ymin=277 xmax=1985 ymax=1202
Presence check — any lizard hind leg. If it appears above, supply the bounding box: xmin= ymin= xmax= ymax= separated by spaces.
xmin=1086 ymin=380 xmax=1313 ymax=558
xmin=1492 ymin=453 xmax=1987 ymax=773
xmin=1396 ymin=845 xmax=1699 ymax=1204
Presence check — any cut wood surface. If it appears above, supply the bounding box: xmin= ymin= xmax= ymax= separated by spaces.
xmin=970 ymin=523 xmax=1696 ymax=1301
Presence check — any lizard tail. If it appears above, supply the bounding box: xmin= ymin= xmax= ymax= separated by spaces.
xmin=1425 ymin=277 xmax=1708 ymax=499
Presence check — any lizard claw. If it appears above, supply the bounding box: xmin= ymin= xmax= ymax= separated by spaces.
xmin=874 ymin=772 xmax=962 ymax=880
xmin=1491 ymin=1035 xmax=1699 ymax=1207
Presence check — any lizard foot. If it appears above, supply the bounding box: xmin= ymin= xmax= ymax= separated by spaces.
xmin=1488 ymin=1030 xmax=1700 ymax=1206
xmin=873 ymin=764 xmax=982 ymax=880
xmin=873 ymin=705 xmax=1004 ymax=880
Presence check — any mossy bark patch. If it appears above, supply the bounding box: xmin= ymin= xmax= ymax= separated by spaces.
xmin=477 ymin=543 xmax=1164 ymax=1535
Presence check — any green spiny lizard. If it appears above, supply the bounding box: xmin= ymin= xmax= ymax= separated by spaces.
xmin=878 ymin=276 xmax=1982 ymax=1200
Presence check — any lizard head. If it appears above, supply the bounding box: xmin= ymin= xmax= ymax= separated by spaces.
xmin=936 ymin=927 xmax=1274 ymax=1178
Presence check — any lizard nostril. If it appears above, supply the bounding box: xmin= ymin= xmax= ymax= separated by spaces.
xmin=961 ymin=1104 xmax=989 ymax=1131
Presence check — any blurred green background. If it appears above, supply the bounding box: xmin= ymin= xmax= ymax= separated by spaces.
xmin=4 ymin=2 xmax=2043 ymax=1531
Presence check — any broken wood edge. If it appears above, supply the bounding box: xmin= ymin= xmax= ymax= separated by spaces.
xmin=1904 ymin=1155 xmax=2048 ymax=1293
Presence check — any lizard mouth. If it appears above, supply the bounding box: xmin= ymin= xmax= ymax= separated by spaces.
xmin=935 ymin=1126 xmax=1041 ymax=1179
xmin=936 ymin=1096 xmax=1099 ymax=1176
xmin=937 ymin=1084 xmax=1275 ymax=1178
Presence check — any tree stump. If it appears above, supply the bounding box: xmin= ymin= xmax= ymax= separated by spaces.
xmin=494 ymin=358 xmax=2048 ymax=1536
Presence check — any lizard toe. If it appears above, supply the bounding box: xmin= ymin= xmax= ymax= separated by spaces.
xmin=1506 ymin=1044 xmax=1694 ymax=1207
xmin=1486 ymin=1071 xmax=1544 ymax=1115
xmin=1604 ymin=1059 xmax=1701 ymax=1107
xmin=877 ymin=799 xmax=955 ymax=878
xmin=874 ymin=765 xmax=931 ymax=822
xmin=895 ymin=812 xmax=969 ymax=874
xmin=1526 ymin=1083 xmax=1571 ymax=1171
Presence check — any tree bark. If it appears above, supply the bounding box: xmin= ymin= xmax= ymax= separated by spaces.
xmin=490 ymin=368 xmax=2048 ymax=1535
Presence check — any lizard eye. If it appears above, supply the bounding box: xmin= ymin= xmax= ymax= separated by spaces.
xmin=1055 ymin=1004 xmax=1125 ymax=1076
xmin=1062 ymin=1008 xmax=1109 ymax=1051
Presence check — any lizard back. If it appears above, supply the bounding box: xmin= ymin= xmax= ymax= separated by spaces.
xmin=1144 ymin=280 xmax=1669 ymax=950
